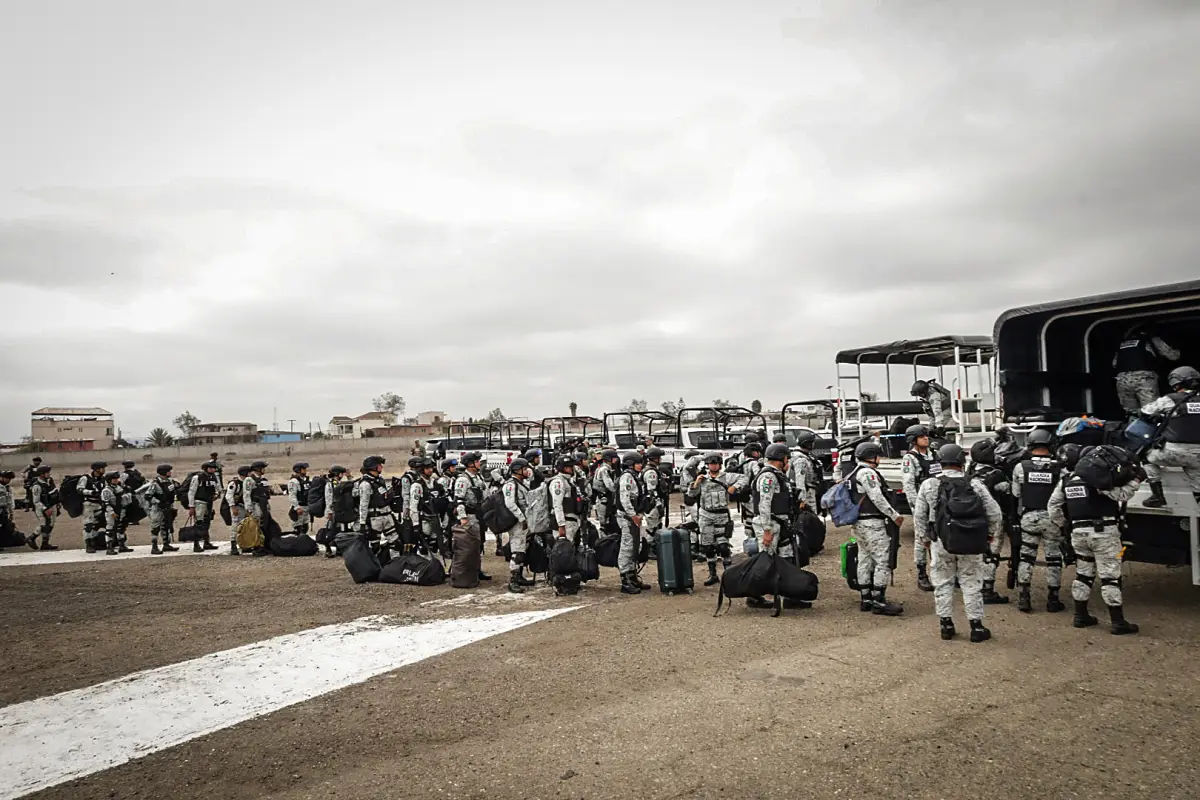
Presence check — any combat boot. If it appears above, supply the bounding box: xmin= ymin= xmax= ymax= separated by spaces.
xmin=632 ymin=573 xmax=651 ymax=591
xmin=193 ymin=540 xmax=203 ymax=553
xmin=478 ymin=569 xmax=492 ymax=581
xmin=981 ymin=580 xmax=1009 ymax=604
xmin=1073 ymin=599 xmax=1098 ymax=628
xmin=703 ymin=562 xmax=720 ymax=587
xmin=871 ymin=587 xmax=904 ymax=617
xmin=1142 ymin=481 xmax=1167 ymax=509
xmin=202 ymin=537 xmax=219 ymax=551
xmin=516 ymin=567 xmax=536 ymax=587
xmin=85 ymin=540 xmax=97 ymax=554
xmin=940 ymin=617 xmax=956 ymax=640
xmin=105 ymin=543 xmax=118 ymax=556
xmin=620 ymin=572 xmax=641 ymax=595
xmin=916 ymin=564 xmax=934 ymax=592
xmin=1046 ymin=587 xmax=1066 ymax=613
xmin=229 ymin=542 xmax=240 ymax=556
xmin=969 ymin=619 xmax=992 ymax=643
xmin=151 ymin=543 xmax=162 ymax=555
xmin=507 ymin=570 xmax=526 ymax=594
xmin=162 ymin=543 xmax=179 ymax=552
xmin=26 ymin=533 xmax=38 ymax=550
xmin=118 ymin=541 xmax=134 ymax=553
xmin=859 ymin=590 xmax=873 ymax=612
xmin=1109 ymin=605 xmax=1139 ymax=635
xmin=39 ymin=542 xmax=58 ymax=551
xmin=1017 ymin=585 xmax=1032 ymax=613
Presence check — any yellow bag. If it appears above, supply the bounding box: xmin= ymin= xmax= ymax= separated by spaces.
xmin=236 ymin=516 xmax=264 ymax=550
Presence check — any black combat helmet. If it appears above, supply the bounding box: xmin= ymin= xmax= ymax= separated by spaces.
xmin=156 ymin=464 xmax=173 ymax=476
xmin=764 ymin=443 xmax=790 ymax=462
xmin=937 ymin=444 xmax=966 ymax=466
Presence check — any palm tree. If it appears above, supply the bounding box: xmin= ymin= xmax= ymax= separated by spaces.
xmin=148 ymin=428 xmax=175 ymax=447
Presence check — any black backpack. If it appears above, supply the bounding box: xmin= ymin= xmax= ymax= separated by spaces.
xmin=480 ymin=491 xmax=518 ymax=534
xmin=934 ymin=477 xmax=990 ymax=555
xmin=549 ymin=537 xmax=582 ymax=595
xmin=307 ymin=475 xmax=328 ymax=517
xmin=1074 ymin=445 xmax=1138 ymax=491
xmin=176 ymin=472 xmax=201 ymax=508
xmin=330 ymin=481 xmax=358 ymax=523
xmin=724 ymin=455 xmax=743 ymax=474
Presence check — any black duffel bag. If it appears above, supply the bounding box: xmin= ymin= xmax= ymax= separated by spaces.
xmin=380 ymin=553 xmax=446 ymax=586
xmin=796 ymin=509 xmax=826 ymax=556
xmin=594 ymin=532 xmax=620 ymax=568
xmin=1074 ymin=444 xmax=1139 ymax=491
xmin=268 ymin=533 xmax=319 ymax=557
xmin=776 ymin=556 xmax=819 ymax=603
xmin=339 ymin=533 xmax=381 ymax=583
xmin=714 ymin=552 xmax=777 ymax=617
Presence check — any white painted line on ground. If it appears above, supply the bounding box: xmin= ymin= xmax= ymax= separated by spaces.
xmin=0 ymin=541 xmax=233 ymax=568
xmin=0 ymin=607 xmax=580 ymax=800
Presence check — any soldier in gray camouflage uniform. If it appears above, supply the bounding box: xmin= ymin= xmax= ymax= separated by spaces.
xmin=1140 ymin=366 xmax=1200 ymax=508
xmin=286 ymin=463 xmax=312 ymax=536
xmin=616 ymin=452 xmax=650 ymax=595
xmin=1010 ymin=430 xmax=1067 ymax=614
xmin=849 ymin=442 xmax=905 ymax=616
xmin=501 ymin=457 xmax=534 ymax=593
xmin=1112 ymin=325 xmax=1179 ymax=414
xmin=1048 ymin=455 xmax=1144 ymax=635
xmin=187 ymin=462 xmax=222 ymax=553
xmin=686 ymin=453 xmax=747 ymax=586
xmin=592 ymin=450 xmax=619 ymax=532
xmin=453 ymin=452 xmax=492 ymax=581
xmin=911 ymin=380 xmax=953 ymax=431
xmin=913 ymin=444 xmax=1003 ymax=642
xmin=642 ymin=447 xmax=666 ymax=535
xmin=29 ymin=466 xmax=60 ymax=550
xmin=901 ymin=424 xmax=940 ymax=592
xmin=78 ymin=461 xmax=108 ymax=553
xmin=100 ymin=471 xmax=134 ymax=555
xmin=140 ymin=464 xmax=180 ymax=555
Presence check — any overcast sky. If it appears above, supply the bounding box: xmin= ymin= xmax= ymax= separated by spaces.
xmin=1 ymin=1 xmax=1198 ymax=441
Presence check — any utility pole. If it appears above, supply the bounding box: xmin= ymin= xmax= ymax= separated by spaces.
xmin=287 ymin=419 xmax=296 ymax=432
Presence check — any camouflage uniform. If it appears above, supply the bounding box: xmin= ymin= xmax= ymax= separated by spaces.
xmin=851 ymin=466 xmax=902 ymax=599
xmin=913 ymin=471 xmax=1004 ymax=623
xmin=685 ymin=471 xmax=746 ymax=569
xmin=788 ymin=451 xmax=820 ymax=509
xmin=141 ymin=477 xmax=179 ymax=548
xmin=287 ymin=474 xmax=311 ymax=534
xmin=591 ymin=461 xmax=617 ymax=530
xmin=752 ymin=467 xmax=794 ymax=558
xmin=78 ymin=473 xmax=106 ymax=549
xmin=1011 ymin=458 xmax=1066 ymax=590
xmin=502 ymin=475 xmax=530 ymax=570
xmin=548 ymin=472 xmax=582 ymax=542
xmin=100 ymin=481 xmax=132 ymax=551
xmin=31 ymin=477 xmax=58 ymax=547
xmin=1049 ymin=478 xmax=1143 ymax=608
xmin=358 ymin=473 xmax=396 ymax=543
xmin=901 ymin=449 xmax=941 ymax=570
xmin=616 ymin=470 xmax=645 ymax=574
xmin=1140 ymin=391 xmax=1200 ymax=495
xmin=1113 ymin=335 xmax=1179 ymax=413
xmin=225 ymin=478 xmax=246 ymax=544
xmin=642 ymin=466 xmax=663 ymax=534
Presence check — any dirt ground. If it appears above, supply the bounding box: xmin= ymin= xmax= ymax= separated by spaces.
xmin=4 ymin=506 xmax=1200 ymax=800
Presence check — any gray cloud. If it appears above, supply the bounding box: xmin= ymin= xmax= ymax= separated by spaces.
xmin=1 ymin=1 xmax=1199 ymax=440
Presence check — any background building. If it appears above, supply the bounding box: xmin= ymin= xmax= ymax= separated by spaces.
xmin=187 ymin=422 xmax=259 ymax=446
xmin=31 ymin=407 xmax=114 ymax=450
xmin=259 ymin=430 xmax=303 ymax=443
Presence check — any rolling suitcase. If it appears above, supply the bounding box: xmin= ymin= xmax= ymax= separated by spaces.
xmin=655 ymin=528 xmax=694 ymax=595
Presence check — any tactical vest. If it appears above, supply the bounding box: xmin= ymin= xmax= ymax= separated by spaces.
xmin=908 ymin=450 xmax=942 ymax=485
xmin=361 ymin=475 xmax=389 ymax=509
xmin=1019 ymin=459 xmax=1061 ymax=513
xmin=39 ymin=479 xmax=60 ymax=506
xmin=752 ymin=465 xmax=794 ymax=523
xmin=555 ymin=475 xmax=583 ymax=515
xmin=331 ymin=480 xmax=357 ymax=522
xmin=248 ymin=476 xmax=271 ymax=504
xmin=292 ymin=474 xmax=311 ymax=503
xmin=621 ymin=469 xmax=651 ymax=514
xmin=850 ymin=466 xmax=891 ymax=519
xmin=458 ymin=472 xmax=484 ymax=513
xmin=1164 ymin=391 xmax=1200 ymax=444
xmin=1114 ymin=334 xmax=1156 ymax=373
xmin=799 ymin=450 xmax=825 ymax=488
xmin=193 ymin=472 xmax=219 ymax=502
xmin=420 ymin=479 xmax=449 ymax=516
xmin=969 ymin=464 xmax=1007 ymax=505
xmin=155 ymin=478 xmax=176 ymax=507
xmin=592 ymin=464 xmax=614 ymax=497
xmin=227 ymin=479 xmax=244 ymax=505
xmin=1062 ymin=475 xmax=1120 ymax=524
xmin=80 ymin=474 xmax=103 ymax=502
xmin=528 ymin=470 xmax=545 ymax=490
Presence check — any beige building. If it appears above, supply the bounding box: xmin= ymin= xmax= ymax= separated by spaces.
xmin=31 ymin=407 xmax=115 ymax=450
xmin=416 ymin=410 xmax=448 ymax=427
xmin=187 ymin=422 xmax=259 ymax=446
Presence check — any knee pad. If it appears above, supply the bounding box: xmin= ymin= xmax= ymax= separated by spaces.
xmin=511 ymin=552 xmax=526 ymax=566
xmin=1075 ymin=574 xmax=1095 ymax=586
xmin=717 ymin=542 xmax=732 ymax=560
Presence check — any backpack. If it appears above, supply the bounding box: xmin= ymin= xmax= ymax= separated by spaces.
xmin=594 ymin=533 xmax=620 ymax=568
xmin=330 ymin=481 xmax=357 ymax=523
xmin=59 ymin=475 xmax=84 ymax=518
xmin=549 ymin=537 xmax=582 ymax=595
xmin=236 ymin=516 xmax=265 ymax=550
xmin=933 ymin=477 xmax=990 ymax=555
xmin=480 ymin=491 xmax=518 ymax=534
xmin=1074 ymin=445 xmax=1138 ymax=491
xmin=525 ymin=532 xmax=549 ymax=574
xmin=821 ymin=477 xmax=862 ymax=527
xmin=176 ymin=472 xmax=201 ymax=508
xmin=307 ymin=475 xmax=328 ymax=517
xmin=724 ymin=455 xmax=743 ymax=474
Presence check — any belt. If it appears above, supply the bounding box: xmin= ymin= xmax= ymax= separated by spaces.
xmin=1072 ymin=518 xmax=1118 ymax=528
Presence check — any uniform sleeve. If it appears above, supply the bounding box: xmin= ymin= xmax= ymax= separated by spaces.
xmin=859 ymin=469 xmax=900 ymax=520
xmin=504 ymin=480 xmax=528 ymax=524
xmin=1152 ymin=336 xmax=1181 ymax=362
xmin=224 ymin=481 xmax=236 ymax=506
xmin=912 ymin=480 xmax=934 ymax=546
xmin=360 ymin=480 xmax=373 ymax=526
xmin=409 ymin=482 xmax=423 ymax=526
xmin=900 ymin=454 xmax=919 ymax=499
xmin=188 ymin=474 xmax=201 ymax=508
xmin=452 ymin=476 xmax=470 ymax=520
xmin=243 ymin=477 xmax=257 ymax=508
xmin=324 ymin=480 xmax=335 ymax=516
xmin=601 ymin=468 xmax=616 ymax=494
xmin=1047 ymin=483 xmax=1067 ymax=529
xmin=288 ymin=477 xmax=301 ymax=508
xmin=618 ymin=474 xmax=636 ymax=517
xmin=1009 ymin=463 xmax=1024 ymax=501
xmin=1139 ymin=396 xmax=1178 ymax=416
xmin=685 ymin=474 xmax=702 ymax=500
xmin=753 ymin=472 xmax=774 ymax=533
xmin=972 ymin=479 xmax=1005 ymax=549
xmin=644 ymin=469 xmax=659 ymax=500
xmin=1104 ymin=478 xmax=1144 ymax=504
xmin=32 ymin=484 xmax=44 ymax=512
xmin=549 ymin=477 xmax=567 ymax=527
